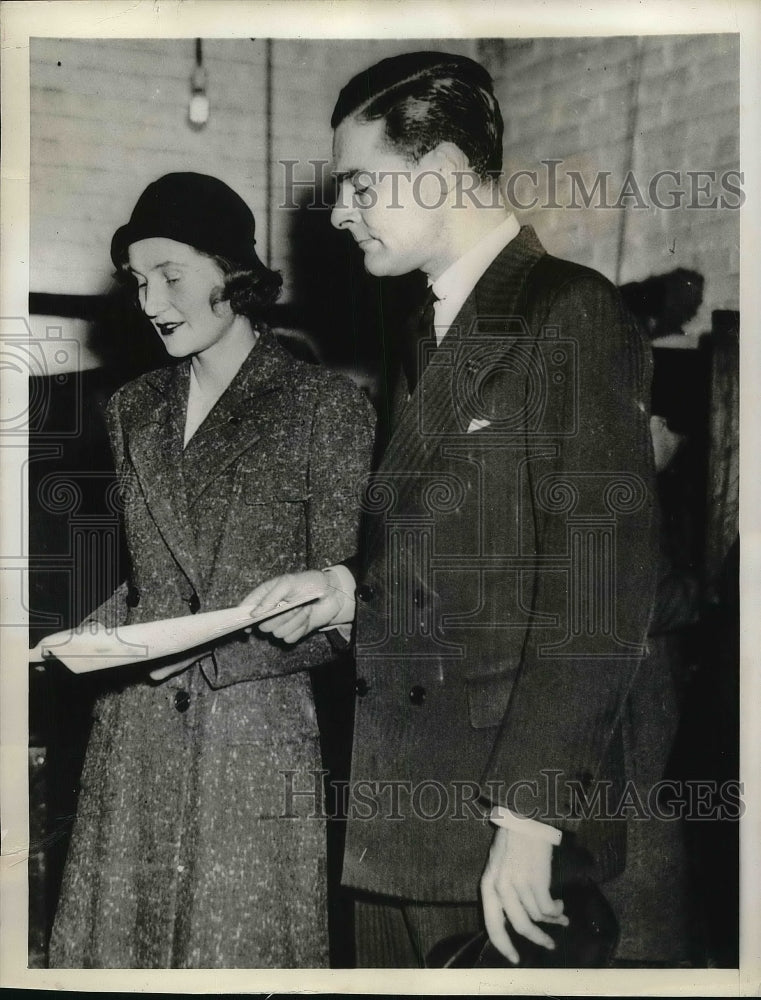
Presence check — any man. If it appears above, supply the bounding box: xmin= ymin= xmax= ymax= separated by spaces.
xmin=248 ymin=51 xmax=666 ymax=966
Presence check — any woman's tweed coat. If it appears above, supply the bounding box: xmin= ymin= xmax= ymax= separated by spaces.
xmin=49 ymin=332 xmax=375 ymax=968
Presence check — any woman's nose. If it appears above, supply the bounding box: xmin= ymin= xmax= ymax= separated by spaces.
xmin=142 ymin=281 xmax=167 ymax=318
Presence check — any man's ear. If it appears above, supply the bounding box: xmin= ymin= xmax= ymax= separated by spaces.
xmin=421 ymin=142 xmax=472 ymax=191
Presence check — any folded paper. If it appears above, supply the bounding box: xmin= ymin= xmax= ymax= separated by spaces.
xmin=29 ymin=590 xmax=322 ymax=674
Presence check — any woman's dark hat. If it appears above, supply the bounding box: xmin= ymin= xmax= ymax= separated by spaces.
xmin=111 ymin=172 xmax=266 ymax=272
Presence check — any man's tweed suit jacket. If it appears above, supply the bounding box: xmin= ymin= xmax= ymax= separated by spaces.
xmin=342 ymin=226 xmax=659 ymax=903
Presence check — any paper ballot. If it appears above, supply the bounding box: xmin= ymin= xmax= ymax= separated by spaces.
xmin=29 ymin=590 xmax=323 ymax=674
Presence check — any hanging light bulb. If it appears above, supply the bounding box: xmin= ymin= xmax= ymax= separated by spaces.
xmin=189 ymin=38 xmax=209 ymax=129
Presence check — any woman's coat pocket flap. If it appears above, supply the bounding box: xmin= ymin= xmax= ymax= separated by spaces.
xmin=466 ymin=669 xmax=518 ymax=730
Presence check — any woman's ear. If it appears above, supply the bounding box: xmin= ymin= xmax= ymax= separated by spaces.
xmin=210 ymin=284 xmax=234 ymax=316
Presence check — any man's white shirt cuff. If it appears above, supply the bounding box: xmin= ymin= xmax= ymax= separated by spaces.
xmin=490 ymin=805 xmax=563 ymax=845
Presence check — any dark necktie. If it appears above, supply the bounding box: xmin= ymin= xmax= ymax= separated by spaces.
xmin=403 ymin=286 xmax=438 ymax=392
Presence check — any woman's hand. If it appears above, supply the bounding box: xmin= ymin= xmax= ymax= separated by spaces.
xmin=243 ymin=568 xmax=355 ymax=644
xmin=149 ymin=651 xmax=200 ymax=681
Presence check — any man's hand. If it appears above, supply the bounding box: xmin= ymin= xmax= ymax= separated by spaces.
xmin=242 ymin=568 xmax=352 ymax=644
xmin=480 ymin=826 xmax=568 ymax=964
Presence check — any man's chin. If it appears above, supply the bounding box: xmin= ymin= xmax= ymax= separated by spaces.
xmin=363 ymin=261 xmax=389 ymax=277
xmin=362 ymin=253 xmax=405 ymax=278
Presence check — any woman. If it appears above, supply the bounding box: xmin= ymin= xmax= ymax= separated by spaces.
xmin=47 ymin=172 xmax=375 ymax=968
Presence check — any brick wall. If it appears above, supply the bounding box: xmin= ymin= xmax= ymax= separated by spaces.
xmin=479 ymin=34 xmax=740 ymax=335
xmin=31 ymin=37 xmax=479 ymax=292
xmin=31 ymin=38 xmax=269 ymax=296
xmin=30 ymin=37 xmax=476 ymax=368
xmin=31 ymin=35 xmax=739 ymax=367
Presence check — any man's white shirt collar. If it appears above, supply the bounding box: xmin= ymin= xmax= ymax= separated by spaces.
xmin=429 ymin=212 xmax=520 ymax=346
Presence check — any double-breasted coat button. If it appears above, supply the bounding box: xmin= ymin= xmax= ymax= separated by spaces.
xmin=355 ymin=677 xmax=370 ymax=698
xmin=228 ymin=415 xmax=241 ymax=425
xmin=174 ymin=690 xmax=191 ymax=713
xmin=357 ymin=584 xmax=375 ymax=603
xmin=187 ymin=593 xmax=201 ymax=614
xmin=125 ymin=585 xmax=140 ymax=608
xmin=409 ymin=685 xmax=426 ymax=706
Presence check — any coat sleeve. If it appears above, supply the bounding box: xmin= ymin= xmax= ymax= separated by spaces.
xmin=203 ymin=373 xmax=376 ymax=688
xmin=305 ymin=373 xmax=376 ymax=570
xmin=78 ymin=390 xmax=130 ymax=630
xmin=479 ymin=273 xmax=659 ymax=832
xmin=648 ymin=525 xmax=700 ymax=635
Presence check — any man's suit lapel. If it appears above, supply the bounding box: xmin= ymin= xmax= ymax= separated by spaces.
xmin=127 ymin=363 xmax=203 ymax=590
xmin=375 ymin=225 xmax=547 ymax=521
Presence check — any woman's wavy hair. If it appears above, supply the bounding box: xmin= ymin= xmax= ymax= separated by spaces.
xmin=206 ymin=253 xmax=282 ymax=324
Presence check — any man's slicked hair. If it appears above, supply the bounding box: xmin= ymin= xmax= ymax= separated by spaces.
xmin=331 ymin=51 xmax=504 ymax=181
